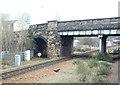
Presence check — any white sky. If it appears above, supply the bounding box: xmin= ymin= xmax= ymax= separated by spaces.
xmin=0 ymin=0 xmax=119 ymax=24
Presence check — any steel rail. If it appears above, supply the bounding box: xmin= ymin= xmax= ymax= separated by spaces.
xmin=1 ymin=45 xmax=119 ymax=80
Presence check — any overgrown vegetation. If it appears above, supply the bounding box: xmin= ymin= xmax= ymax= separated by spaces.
xmin=2 ymin=58 xmax=48 ymax=69
xmin=93 ymin=52 xmax=107 ymax=61
xmin=21 ymin=58 xmax=48 ymax=65
xmin=91 ymin=75 xmax=103 ymax=83
xmin=73 ymin=57 xmax=111 ymax=83
xmin=97 ymin=65 xmax=109 ymax=75
xmin=46 ymin=56 xmax=111 ymax=83
xmin=1 ymin=13 xmax=38 ymax=66
xmin=100 ymin=62 xmax=110 ymax=68
xmin=93 ymin=52 xmax=113 ymax=63
xmin=87 ymin=59 xmax=99 ymax=68
xmin=76 ymin=61 xmax=90 ymax=75
xmin=79 ymin=75 xmax=87 ymax=82
xmin=1 ymin=13 xmax=33 ymax=53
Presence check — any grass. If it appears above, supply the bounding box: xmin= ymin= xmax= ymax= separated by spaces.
xmin=4 ymin=65 xmax=14 ymax=68
xmin=97 ymin=65 xmax=109 ymax=75
xmin=21 ymin=57 xmax=48 ymax=65
xmin=2 ymin=57 xmax=49 ymax=69
xmin=73 ymin=60 xmax=82 ymax=65
xmin=79 ymin=75 xmax=87 ymax=82
xmin=100 ymin=62 xmax=110 ymax=68
xmin=45 ymin=52 xmax=112 ymax=83
xmin=87 ymin=59 xmax=99 ymax=68
xmin=74 ymin=57 xmax=110 ymax=83
xmin=94 ymin=52 xmax=107 ymax=61
xmin=93 ymin=52 xmax=113 ymax=63
xmin=45 ymin=57 xmax=111 ymax=83
xmin=91 ymin=75 xmax=103 ymax=83
xmin=76 ymin=61 xmax=90 ymax=75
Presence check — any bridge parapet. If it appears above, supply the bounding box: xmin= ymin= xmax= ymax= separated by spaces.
xmin=58 ymin=17 xmax=120 ymax=31
xmin=29 ymin=23 xmax=47 ymax=36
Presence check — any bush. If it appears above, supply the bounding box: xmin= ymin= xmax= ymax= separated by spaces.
xmin=79 ymin=75 xmax=86 ymax=82
xmin=94 ymin=52 xmax=113 ymax=63
xmin=91 ymin=75 xmax=103 ymax=83
xmin=97 ymin=65 xmax=108 ymax=75
xmin=94 ymin=52 xmax=107 ymax=61
xmin=73 ymin=61 xmax=82 ymax=65
xmin=76 ymin=61 xmax=90 ymax=75
xmin=87 ymin=59 xmax=99 ymax=68
xmin=100 ymin=62 xmax=110 ymax=68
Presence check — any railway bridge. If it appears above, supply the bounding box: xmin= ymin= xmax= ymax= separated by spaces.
xmin=29 ymin=17 xmax=120 ymax=58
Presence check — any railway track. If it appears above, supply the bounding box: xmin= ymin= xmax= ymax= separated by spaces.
xmin=1 ymin=45 xmax=119 ymax=80
xmin=0 ymin=49 xmax=99 ymax=80
xmin=1 ymin=57 xmax=70 ymax=79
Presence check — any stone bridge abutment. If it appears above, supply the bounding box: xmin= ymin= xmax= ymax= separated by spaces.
xmin=60 ymin=36 xmax=73 ymax=56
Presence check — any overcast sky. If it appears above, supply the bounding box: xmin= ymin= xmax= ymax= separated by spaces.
xmin=0 ymin=0 xmax=119 ymax=24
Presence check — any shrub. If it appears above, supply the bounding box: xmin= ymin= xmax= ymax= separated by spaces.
xmin=97 ymin=65 xmax=108 ymax=75
xmin=94 ymin=52 xmax=113 ymax=63
xmin=107 ymin=58 xmax=113 ymax=63
xmin=87 ymin=59 xmax=99 ymax=68
xmin=100 ymin=62 xmax=110 ymax=68
xmin=91 ymin=75 xmax=103 ymax=83
xmin=73 ymin=61 xmax=82 ymax=65
xmin=79 ymin=75 xmax=86 ymax=82
xmin=76 ymin=61 xmax=90 ymax=75
xmin=94 ymin=52 xmax=107 ymax=61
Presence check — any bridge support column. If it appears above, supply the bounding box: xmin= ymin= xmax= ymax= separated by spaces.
xmin=47 ymin=21 xmax=60 ymax=58
xmin=98 ymin=35 xmax=107 ymax=53
xmin=60 ymin=36 xmax=73 ymax=56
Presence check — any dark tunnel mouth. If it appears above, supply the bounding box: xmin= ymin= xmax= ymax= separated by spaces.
xmin=34 ymin=36 xmax=47 ymax=58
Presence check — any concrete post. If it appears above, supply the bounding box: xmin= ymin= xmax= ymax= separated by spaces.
xmin=98 ymin=35 xmax=107 ymax=53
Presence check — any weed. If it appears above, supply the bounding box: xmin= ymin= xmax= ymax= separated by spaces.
xmin=94 ymin=52 xmax=113 ymax=63
xmin=100 ymin=62 xmax=110 ymax=68
xmin=73 ymin=61 xmax=81 ymax=65
xmin=97 ymin=65 xmax=108 ymax=75
xmin=107 ymin=58 xmax=113 ymax=63
xmin=94 ymin=52 xmax=107 ymax=61
xmin=76 ymin=61 xmax=90 ymax=75
xmin=87 ymin=59 xmax=99 ymax=68
xmin=79 ymin=75 xmax=86 ymax=82
xmin=91 ymin=75 xmax=103 ymax=83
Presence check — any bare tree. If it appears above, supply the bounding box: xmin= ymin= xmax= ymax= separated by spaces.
xmin=1 ymin=13 xmax=35 ymax=58
xmin=0 ymin=13 xmax=16 ymax=65
xmin=15 ymin=12 xmax=31 ymax=23
xmin=0 ymin=13 xmax=14 ymax=52
xmin=14 ymin=13 xmax=31 ymax=52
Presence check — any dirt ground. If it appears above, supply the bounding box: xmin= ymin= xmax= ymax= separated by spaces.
xmin=2 ymin=57 xmax=120 ymax=83
xmin=2 ymin=58 xmax=83 ymax=83
xmin=103 ymin=60 xmax=119 ymax=83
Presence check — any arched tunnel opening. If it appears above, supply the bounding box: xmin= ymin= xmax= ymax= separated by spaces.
xmin=34 ymin=36 xmax=47 ymax=58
